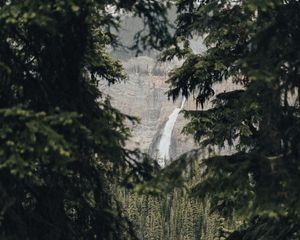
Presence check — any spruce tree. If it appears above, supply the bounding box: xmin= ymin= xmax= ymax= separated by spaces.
xmin=163 ymin=0 xmax=300 ymax=239
xmin=0 ymin=0 xmax=170 ymax=239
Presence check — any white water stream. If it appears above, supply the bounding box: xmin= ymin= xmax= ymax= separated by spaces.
xmin=157 ymin=97 xmax=186 ymax=168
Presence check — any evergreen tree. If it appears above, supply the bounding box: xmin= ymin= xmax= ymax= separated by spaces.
xmin=163 ymin=0 xmax=300 ymax=239
xmin=0 ymin=0 xmax=171 ymax=239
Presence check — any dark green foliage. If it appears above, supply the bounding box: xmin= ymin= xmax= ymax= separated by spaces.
xmin=0 ymin=0 xmax=171 ymax=239
xmin=0 ymin=107 xmax=132 ymax=239
xmin=163 ymin=0 xmax=300 ymax=239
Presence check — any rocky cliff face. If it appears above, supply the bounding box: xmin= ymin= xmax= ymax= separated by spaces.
xmin=101 ymin=56 xmax=197 ymax=162
xmin=101 ymin=54 xmax=240 ymax=164
xmin=99 ymin=13 xmax=214 ymax=163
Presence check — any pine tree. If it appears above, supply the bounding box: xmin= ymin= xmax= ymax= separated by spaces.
xmin=163 ymin=0 xmax=300 ymax=239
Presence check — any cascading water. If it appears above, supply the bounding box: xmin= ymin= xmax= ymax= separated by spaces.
xmin=157 ymin=97 xmax=186 ymax=168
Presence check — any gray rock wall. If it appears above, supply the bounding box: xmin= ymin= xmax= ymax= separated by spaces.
xmin=101 ymin=56 xmax=197 ymax=161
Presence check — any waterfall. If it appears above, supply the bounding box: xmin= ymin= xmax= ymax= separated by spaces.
xmin=157 ymin=97 xmax=186 ymax=168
